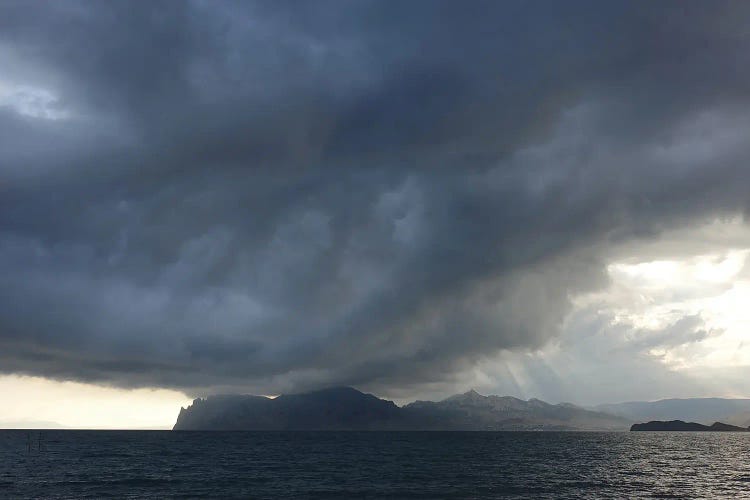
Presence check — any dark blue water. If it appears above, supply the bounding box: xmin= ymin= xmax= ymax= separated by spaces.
xmin=2 ymin=431 xmax=750 ymax=499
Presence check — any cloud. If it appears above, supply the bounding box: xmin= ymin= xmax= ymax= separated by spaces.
xmin=2 ymin=1 xmax=750 ymax=398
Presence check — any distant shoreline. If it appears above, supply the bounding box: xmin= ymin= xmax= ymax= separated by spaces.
xmin=630 ymin=420 xmax=750 ymax=432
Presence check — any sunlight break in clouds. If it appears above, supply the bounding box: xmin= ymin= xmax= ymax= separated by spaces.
xmin=449 ymin=218 xmax=750 ymax=407
xmin=591 ymin=221 xmax=750 ymax=371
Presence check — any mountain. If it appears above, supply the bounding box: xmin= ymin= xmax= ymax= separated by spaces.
xmin=173 ymin=387 xmax=631 ymax=431
xmin=631 ymin=420 xmax=750 ymax=432
xmin=401 ymin=390 xmax=630 ymax=431
xmin=173 ymin=387 xmax=402 ymax=430
xmin=595 ymin=398 xmax=750 ymax=426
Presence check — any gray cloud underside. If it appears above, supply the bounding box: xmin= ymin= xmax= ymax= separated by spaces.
xmin=2 ymin=1 xmax=750 ymax=396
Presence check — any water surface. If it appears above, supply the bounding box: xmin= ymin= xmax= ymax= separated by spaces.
xmin=1 ymin=430 xmax=749 ymax=498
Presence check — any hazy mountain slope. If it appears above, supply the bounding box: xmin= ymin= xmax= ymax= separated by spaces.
xmin=0 ymin=420 xmax=67 ymax=429
xmin=594 ymin=398 xmax=750 ymax=425
xmin=725 ymin=411 xmax=750 ymax=428
xmin=402 ymin=390 xmax=631 ymax=431
xmin=174 ymin=388 xmax=631 ymax=431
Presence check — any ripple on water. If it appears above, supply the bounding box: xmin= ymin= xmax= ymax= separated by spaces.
xmin=0 ymin=431 xmax=749 ymax=499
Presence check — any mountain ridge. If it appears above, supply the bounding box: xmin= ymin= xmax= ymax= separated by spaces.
xmin=173 ymin=387 xmax=630 ymax=431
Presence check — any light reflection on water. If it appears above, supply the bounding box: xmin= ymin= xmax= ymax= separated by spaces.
xmin=1 ymin=430 xmax=749 ymax=498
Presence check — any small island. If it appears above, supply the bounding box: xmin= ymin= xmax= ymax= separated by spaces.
xmin=630 ymin=420 xmax=750 ymax=432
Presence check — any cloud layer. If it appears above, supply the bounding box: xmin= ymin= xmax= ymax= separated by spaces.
xmin=2 ymin=1 xmax=750 ymax=397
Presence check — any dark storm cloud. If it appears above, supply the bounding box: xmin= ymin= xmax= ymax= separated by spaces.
xmin=2 ymin=0 xmax=750 ymax=395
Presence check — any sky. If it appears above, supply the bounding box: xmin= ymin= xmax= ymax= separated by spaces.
xmin=2 ymin=1 xmax=750 ymax=428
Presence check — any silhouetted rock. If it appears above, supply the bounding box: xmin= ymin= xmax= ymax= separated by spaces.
xmin=630 ymin=420 xmax=750 ymax=431
xmin=173 ymin=387 xmax=402 ymax=430
xmin=173 ymin=387 xmax=631 ymax=431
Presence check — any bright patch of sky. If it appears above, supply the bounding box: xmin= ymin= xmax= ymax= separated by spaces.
xmin=0 ymin=81 xmax=70 ymax=120
xmin=453 ymin=217 xmax=750 ymax=406
xmin=592 ymin=226 xmax=750 ymax=371
xmin=0 ymin=375 xmax=190 ymax=429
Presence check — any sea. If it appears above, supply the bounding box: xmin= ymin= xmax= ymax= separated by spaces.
xmin=1 ymin=430 xmax=749 ymax=499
